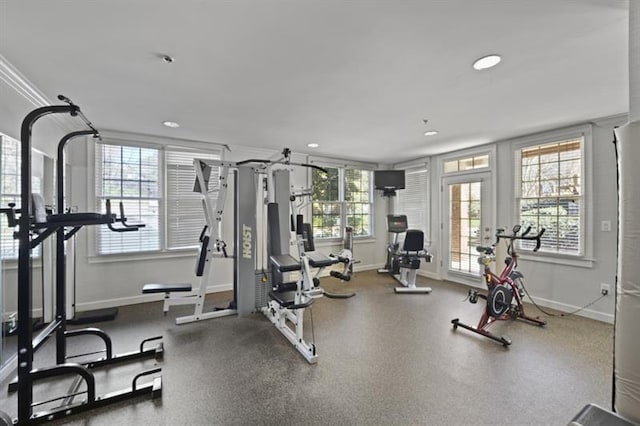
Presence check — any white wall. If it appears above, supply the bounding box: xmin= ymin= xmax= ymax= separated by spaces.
xmin=63 ymin=139 xmax=387 ymax=312
xmin=0 ymin=53 xmax=621 ymax=323
xmin=400 ymin=117 xmax=622 ymax=323
xmin=495 ymin=118 xmax=619 ymax=322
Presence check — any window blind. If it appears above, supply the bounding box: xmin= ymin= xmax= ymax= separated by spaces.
xmin=95 ymin=144 xmax=161 ymax=254
xmin=396 ymin=166 xmax=428 ymax=231
xmin=165 ymin=149 xmax=220 ymax=249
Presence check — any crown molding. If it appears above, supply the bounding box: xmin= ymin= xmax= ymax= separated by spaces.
xmin=0 ymin=53 xmax=51 ymax=107
xmin=0 ymin=53 xmax=74 ymax=132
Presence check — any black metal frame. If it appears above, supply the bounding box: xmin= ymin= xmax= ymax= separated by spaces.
xmin=7 ymin=97 xmax=163 ymax=424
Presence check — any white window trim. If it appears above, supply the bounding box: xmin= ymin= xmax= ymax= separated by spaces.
xmin=510 ymin=124 xmax=594 ymax=267
xmin=87 ymin=133 xmax=224 ymax=260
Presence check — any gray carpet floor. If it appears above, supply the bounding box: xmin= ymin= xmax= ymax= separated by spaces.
xmin=0 ymin=270 xmax=614 ymax=425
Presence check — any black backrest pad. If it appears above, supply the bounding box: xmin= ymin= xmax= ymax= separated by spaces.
xmin=267 ymin=203 xmax=282 ymax=256
xmin=296 ymin=214 xmax=304 ymax=235
xmin=302 ymin=223 xmax=315 ymax=252
xmin=403 ymin=229 xmax=424 ymax=252
xmin=196 ymin=235 xmax=209 ymax=277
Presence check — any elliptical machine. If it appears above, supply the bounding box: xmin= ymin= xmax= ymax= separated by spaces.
xmin=377 ymin=214 xmax=432 ymax=294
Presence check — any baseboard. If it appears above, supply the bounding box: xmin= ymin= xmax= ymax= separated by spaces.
xmin=416 ymin=270 xmax=440 ymax=280
xmin=3 ymin=308 xmax=43 ymax=322
xmin=528 ymin=296 xmax=614 ymax=324
xmin=451 ymin=281 xmax=613 ymax=324
xmin=74 ymin=283 xmax=234 ymax=312
xmin=353 ymin=263 xmax=381 ymax=272
xmin=0 ymin=354 xmax=17 ymax=384
xmin=75 ymin=265 xmax=381 ymax=311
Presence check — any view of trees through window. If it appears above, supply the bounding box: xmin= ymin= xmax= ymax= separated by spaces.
xmin=517 ymin=138 xmax=582 ymax=255
xmin=311 ymin=167 xmax=372 ymax=239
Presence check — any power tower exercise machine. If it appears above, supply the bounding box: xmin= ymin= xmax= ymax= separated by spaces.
xmin=378 ymin=214 xmax=433 ymax=294
xmin=0 ymin=97 xmax=162 ymax=425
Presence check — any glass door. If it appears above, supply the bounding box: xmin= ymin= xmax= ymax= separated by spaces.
xmin=442 ymin=173 xmax=492 ymax=281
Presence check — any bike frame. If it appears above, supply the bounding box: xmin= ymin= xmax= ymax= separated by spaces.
xmin=452 ymin=226 xmax=546 ymax=346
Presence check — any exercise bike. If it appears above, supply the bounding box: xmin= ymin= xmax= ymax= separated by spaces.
xmin=451 ymin=225 xmax=546 ymax=346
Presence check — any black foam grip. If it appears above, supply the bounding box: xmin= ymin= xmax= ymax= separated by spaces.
xmin=196 ymin=236 xmax=209 ymax=277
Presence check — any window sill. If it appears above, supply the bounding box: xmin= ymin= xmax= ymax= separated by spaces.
xmin=313 ymin=237 xmax=377 ymax=247
xmin=88 ymin=249 xmax=198 ymax=264
xmin=518 ymin=253 xmax=594 ymax=268
xmin=1 ymin=258 xmax=43 ymax=271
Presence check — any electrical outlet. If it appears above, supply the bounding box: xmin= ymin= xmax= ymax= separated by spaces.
xmin=600 ymin=283 xmax=611 ymax=296
xmin=601 ymin=221 xmax=612 ymax=232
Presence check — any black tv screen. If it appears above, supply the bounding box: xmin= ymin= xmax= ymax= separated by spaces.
xmin=374 ymin=170 xmax=405 ymax=190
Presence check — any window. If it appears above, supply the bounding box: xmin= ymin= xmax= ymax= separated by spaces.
xmin=515 ymin=137 xmax=583 ymax=255
xmin=95 ymin=144 xmax=161 ymax=254
xmin=95 ymin=141 xmax=221 ymax=255
xmin=396 ymin=165 xmax=428 ymax=231
xmin=1 ymin=134 xmax=43 ymax=259
xmin=444 ymin=154 xmax=489 ymax=173
xmin=1 ymin=134 xmax=20 ymax=259
xmin=311 ymin=167 xmax=373 ymax=239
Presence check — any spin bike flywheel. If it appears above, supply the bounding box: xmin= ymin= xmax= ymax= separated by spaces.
xmin=487 ymin=284 xmax=513 ymax=318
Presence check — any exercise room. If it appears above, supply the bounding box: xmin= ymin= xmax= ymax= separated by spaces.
xmin=0 ymin=1 xmax=637 ymax=425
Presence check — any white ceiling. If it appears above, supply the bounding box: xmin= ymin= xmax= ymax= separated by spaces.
xmin=0 ymin=0 xmax=629 ymax=163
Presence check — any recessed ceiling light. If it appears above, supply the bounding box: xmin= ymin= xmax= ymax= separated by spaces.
xmin=424 ymin=130 xmax=439 ymax=136
xmin=162 ymin=121 xmax=180 ymax=128
xmin=307 ymin=143 xmax=319 ymax=148
xmin=473 ymin=54 xmax=501 ymax=70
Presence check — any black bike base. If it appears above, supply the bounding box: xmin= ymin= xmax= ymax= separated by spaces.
xmin=451 ymin=318 xmax=512 ymax=347
xmin=68 ymin=307 xmax=118 ymax=325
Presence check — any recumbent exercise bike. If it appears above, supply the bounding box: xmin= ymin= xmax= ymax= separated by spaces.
xmin=378 ymin=214 xmax=433 ymax=293
xmin=451 ymin=224 xmax=546 ymax=346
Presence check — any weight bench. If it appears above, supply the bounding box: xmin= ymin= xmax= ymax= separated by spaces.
xmin=143 ymin=233 xmax=237 ymax=323
xmin=306 ymin=251 xmax=338 ymax=269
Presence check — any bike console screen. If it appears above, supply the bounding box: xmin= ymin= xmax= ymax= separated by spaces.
xmin=387 ymin=215 xmax=408 ymax=233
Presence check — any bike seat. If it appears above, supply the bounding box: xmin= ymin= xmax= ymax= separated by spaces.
xmin=476 ymin=246 xmax=495 ymax=255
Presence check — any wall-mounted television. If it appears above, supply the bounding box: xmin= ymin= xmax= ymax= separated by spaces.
xmin=374 ymin=170 xmax=406 ymax=190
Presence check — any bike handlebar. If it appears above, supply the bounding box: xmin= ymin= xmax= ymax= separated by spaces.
xmin=496 ymin=226 xmax=545 ymax=252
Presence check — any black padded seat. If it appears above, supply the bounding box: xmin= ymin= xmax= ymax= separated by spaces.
xmin=142 ymin=283 xmax=192 ymax=294
xmin=306 ymin=251 xmax=338 ymax=268
xmin=268 ymin=290 xmax=314 ymax=309
xmin=270 ymin=254 xmax=301 ymax=272
xmin=268 ymin=290 xmax=297 ymax=308
xmin=48 ymin=212 xmax=108 ymax=222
